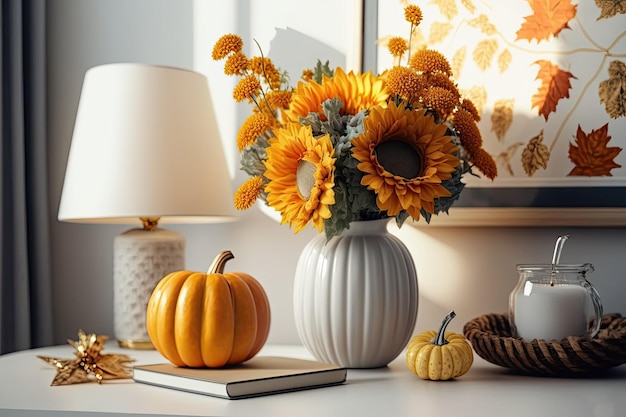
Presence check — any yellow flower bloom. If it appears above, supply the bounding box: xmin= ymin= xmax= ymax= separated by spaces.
xmin=351 ymin=102 xmax=459 ymax=219
xmin=237 ymin=112 xmax=275 ymax=151
xmin=410 ymin=49 xmax=452 ymax=76
xmin=404 ymin=5 xmax=423 ymax=26
xmin=234 ymin=176 xmax=264 ymax=210
xmin=212 ymin=34 xmax=243 ymax=60
xmin=224 ymin=51 xmax=248 ymax=76
xmin=387 ymin=37 xmax=408 ymax=58
xmin=286 ymin=67 xmax=388 ymax=121
xmin=385 ymin=66 xmax=424 ymax=103
xmin=264 ymin=123 xmax=336 ymax=233
xmin=233 ymin=75 xmax=261 ymax=102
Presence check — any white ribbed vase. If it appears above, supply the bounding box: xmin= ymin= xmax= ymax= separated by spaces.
xmin=293 ymin=218 xmax=418 ymax=368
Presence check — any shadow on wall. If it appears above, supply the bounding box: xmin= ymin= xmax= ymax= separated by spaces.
xmin=268 ymin=27 xmax=345 ymax=82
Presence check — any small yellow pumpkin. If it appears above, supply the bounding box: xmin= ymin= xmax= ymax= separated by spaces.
xmin=406 ymin=310 xmax=473 ymax=380
xmin=146 ymin=250 xmax=270 ymax=368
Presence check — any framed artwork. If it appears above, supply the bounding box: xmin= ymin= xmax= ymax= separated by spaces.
xmin=374 ymin=0 xmax=626 ymax=226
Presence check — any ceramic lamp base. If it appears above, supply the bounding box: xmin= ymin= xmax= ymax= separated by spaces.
xmin=113 ymin=228 xmax=184 ymax=349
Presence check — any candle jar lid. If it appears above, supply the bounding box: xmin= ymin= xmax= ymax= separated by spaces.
xmin=515 ymin=263 xmax=594 ymax=284
xmin=510 ymin=263 xmax=602 ymax=341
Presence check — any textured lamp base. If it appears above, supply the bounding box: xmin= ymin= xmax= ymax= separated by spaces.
xmin=113 ymin=228 xmax=184 ymax=349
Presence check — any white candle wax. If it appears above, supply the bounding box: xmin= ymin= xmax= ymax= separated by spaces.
xmin=514 ymin=282 xmax=588 ymax=341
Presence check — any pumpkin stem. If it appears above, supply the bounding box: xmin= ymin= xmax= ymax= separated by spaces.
xmin=207 ymin=250 xmax=235 ymax=274
xmin=432 ymin=310 xmax=456 ymax=346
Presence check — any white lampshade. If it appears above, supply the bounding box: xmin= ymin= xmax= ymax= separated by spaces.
xmin=58 ymin=63 xmax=236 ymax=224
xmin=58 ymin=63 xmax=237 ymax=348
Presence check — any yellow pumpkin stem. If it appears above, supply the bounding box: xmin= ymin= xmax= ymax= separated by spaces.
xmin=207 ymin=250 xmax=235 ymax=274
xmin=432 ymin=310 xmax=456 ymax=346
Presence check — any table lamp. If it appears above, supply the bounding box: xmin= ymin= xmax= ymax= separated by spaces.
xmin=58 ymin=63 xmax=237 ymax=349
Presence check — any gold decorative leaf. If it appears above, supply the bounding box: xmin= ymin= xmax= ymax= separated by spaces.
xmin=451 ymin=46 xmax=466 ymax=80
xmin=472 ymin=39 xmax=499 ymax=72
xmin=431 ymin=0 xmax=458 ymax=20
xmin=468 ymin=14 xmax=497 ymax=36
xmin=491 ymin=99 xmax=515 ymax=141
xmin=462 ymin=85 xmax=488 ymax=115
xmin=497 ymin=49 xmax=512 ymax=73
xmin=598 ymin=60 xmax=626 ymax=119
xmin=461 ymin=0 xmax=477 ymax=14
xmin=595 ymin=0 xmax=626 ymax=19
xmin=521 ymin=130 xmax=550 ymax=176
xmin=496 ymin=142 xmax=525 ymax=176
xmin=429 ymin=21 xmax=454 ymax=44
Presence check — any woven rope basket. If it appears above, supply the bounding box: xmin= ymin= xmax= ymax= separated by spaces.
xmin=463 ymin=313 xmax=626 ymax=376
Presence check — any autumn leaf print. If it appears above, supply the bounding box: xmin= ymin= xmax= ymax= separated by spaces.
xmin=516 ymin=0 xmax=577 ymax=42
xmin=496 ymin=142 xmax=525 ymax=176
xmin=468 ymin=14 xmax=497 ymax=36
xmin=521 ymin=130 xmax=550 ymax=176
xmin=498 ymin=49 xmax=512 ymax=73
xmin=595 ymin=0 xmax=626 ymax=19
xmin=598 ymin=60 xmax=626 ymax=119
xmin=473 ymin=39 xmax=499 ymax=71
xmin=431 ymin=0 xmax=458 ymax=21
xmin=568 ymin=124 xmax=622 ymax=176
xmin=491 ymin=99 xmax=515 ymax=141
xmin=429 ymin=22 xmax=454 ymax=44
xmin=461 ymin=0 xmax=477 ymax=14
xmin=531 ymin=60 xmax=576 ymax=120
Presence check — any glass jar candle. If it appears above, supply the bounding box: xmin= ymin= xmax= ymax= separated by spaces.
xmin=509 ymin=263 xmax=602 ymax=341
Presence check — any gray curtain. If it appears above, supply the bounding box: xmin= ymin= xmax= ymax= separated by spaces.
xmin=0 ymin=0 xmax=53 ymax=354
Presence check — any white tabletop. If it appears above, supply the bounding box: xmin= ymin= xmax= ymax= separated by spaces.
xmin=1 ymin=343 xmax=625 ymax=417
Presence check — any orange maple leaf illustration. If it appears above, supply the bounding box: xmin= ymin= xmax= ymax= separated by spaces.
xmin=531 ymin=60 xmax=576 ymax=120
xmin=516 ymin=0 xmax=577 ymax=42
xmin=568 ymin=124 xmax=622 ymax=176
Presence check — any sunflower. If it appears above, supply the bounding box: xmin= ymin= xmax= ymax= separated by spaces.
xmin=264 ymin=122 xmax=336 ymax=233
xmin=285 ymin=67 xmax=388 ymax=121
xmin=351 ymin=102 xmax=459 ymax=220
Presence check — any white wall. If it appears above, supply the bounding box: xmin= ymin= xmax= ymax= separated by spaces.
xmin=48 ymin=0 xmax=626 ymax=347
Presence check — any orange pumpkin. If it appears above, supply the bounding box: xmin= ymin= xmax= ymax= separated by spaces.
xmin=146 ymin=250 xmax=270 ymax=368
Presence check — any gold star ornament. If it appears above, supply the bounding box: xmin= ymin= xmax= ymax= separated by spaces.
xmin=38 ymin=329 xmax=134 ymax=386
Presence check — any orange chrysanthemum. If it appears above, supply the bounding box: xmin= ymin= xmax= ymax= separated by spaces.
xmin=351 ymin=102 xmax=459 ymax=219
xmin=265 ymin=90 xmax=292 ymax=110
xmin=237 ymin=112 xmax=275 ymax=151
xmin=461 ymin=98 xmax=481 ymax=122
xmin=453 ymin=108 xmax=483 ymax=154
xmin=224 ymin=51 xmax=248 ymax=76
xmin=404 ymin=5 xmax=423 ymax=26
xmin=388 ymin=37 xmax=409 ymax=58
xmin=264 ymin=123 xmax=336 ymax=233
xmin=233 ymin=75 xmax=261 ymax=102
xmin=248 ymin=57 xmax=281 ymax=89
xmin=286 ymin=67 xmax=388 ymax=121
xmin=234 ymin=176 xmax=264 ymax=210
xmin=425 ymin=73 xmax=460 ymax=101
xmin=212 ymin=34 xmax=243 ymax=60
xmin=424 ymin=87 xmax=460 ymax=120
xmin=410 ymin=49 xmax=452 ymax=76
xmin=385 ymin=66 xmax=424 ymax=102
xmin=470 ymin=148 xmax=498 ymax=180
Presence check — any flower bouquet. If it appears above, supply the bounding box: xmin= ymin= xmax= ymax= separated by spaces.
xmin=213 ymin=4 xmax=497 ymax=240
